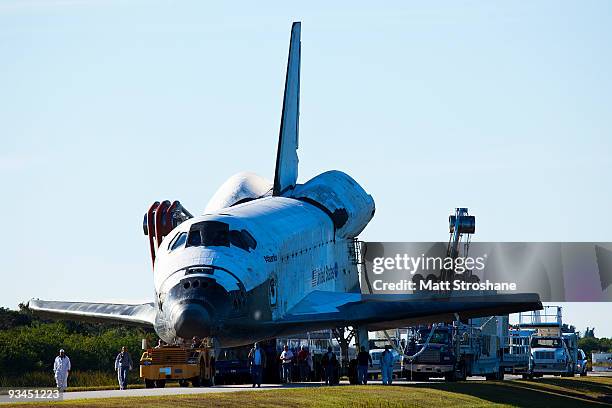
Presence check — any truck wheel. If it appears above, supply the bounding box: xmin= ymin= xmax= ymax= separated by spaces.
xmin=200 ymin=368 xmax=214 ymax=387
xmin=448 ymin=364 xmax=466 ymax=382
xmin=192 ymin=358 xmax=207 ymax=387
xmin=144 ymin=379 xmax=155 ymax=388
xmin=155 ymin=380 xmax=166 ymax=388
xmin=486 ymin=369 xmax=504 ymax=381
xmin=179 ymin=379 xmax=189 ymax=387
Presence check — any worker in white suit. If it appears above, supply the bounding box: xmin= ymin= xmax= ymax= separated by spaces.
xmin=53 ymin=349 xmax=71 ymax=392
xmin=380 ymin=345 xmax=394 ymax=385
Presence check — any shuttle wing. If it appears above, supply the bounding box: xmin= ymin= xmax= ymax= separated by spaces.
xmin=281 ymin=291 xmax=541 ymax=331
xmin=28 ymin=299 xmax=156 ymax=328
xmin=273 ymin=22 xmax=301 ymax=196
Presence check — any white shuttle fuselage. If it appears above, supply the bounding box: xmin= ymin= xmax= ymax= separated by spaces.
xmin=153 ymin=170 xmax=374 ymax=346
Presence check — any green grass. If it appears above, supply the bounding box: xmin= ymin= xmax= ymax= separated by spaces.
xmin=14 ymin=377 xmax=612 ymax=408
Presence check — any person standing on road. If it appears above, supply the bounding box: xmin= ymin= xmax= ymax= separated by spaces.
xmin=53 ymin=349 xmax=71 ymax=392
xmin=248 ymin=342 xmax=266 ymax=388
xmin=357 ymin=346 xmax=373 ymax=385
xmin=321 ymin=346 xmax=337 ymax=385
xmin=279 ymin=345 xmax=294 ymax=383
xmin=381 ymin=345 xmax=394 ymax=385
xmin=297 ymin=345 xmax=310 ymax=381
xmin=306 ymin=350 xmax=314 ymax=380
xmin=114 ymin=346 xmax=133 ymax=390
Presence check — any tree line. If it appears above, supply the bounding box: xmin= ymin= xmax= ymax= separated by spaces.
xmin=0 ymin=306 xmax=155 ymax=376
xmin=577 ymin=336 xmax=612 ymax=357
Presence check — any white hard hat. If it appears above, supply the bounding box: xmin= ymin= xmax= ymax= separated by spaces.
xmin=59 ymin=349 xmax=65 ymax=353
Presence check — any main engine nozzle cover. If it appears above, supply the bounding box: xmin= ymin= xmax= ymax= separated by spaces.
xmin=291 ymin=170 xmax=375 ymax=238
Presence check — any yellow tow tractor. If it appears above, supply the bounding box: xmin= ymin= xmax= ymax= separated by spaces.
xmin=140 ymin=341 xmax=215 ymax=388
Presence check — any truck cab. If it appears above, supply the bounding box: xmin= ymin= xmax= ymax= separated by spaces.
xmin=405 ymin=317 xmax=506 ymax=381
xmin=528 ymin=336 xmax=574 ymax=377
xmin=518 ymin=305 xmax=577 ymax=378
xmin=214 ymin=346 xmax=251 ymax=385
xmin=405 ymin=326 xmax=456 ymax=380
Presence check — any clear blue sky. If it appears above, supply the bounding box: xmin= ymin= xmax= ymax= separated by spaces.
xmin=1 ymin=1 xmax=611 ymax=335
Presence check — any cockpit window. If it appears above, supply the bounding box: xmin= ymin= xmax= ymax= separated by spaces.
xmin=229 ymin=230 xmax=248 ymax=251
xmin=229 ymin=230 xmax=258 ymax=251
xmin=185 ymin=221 xmax=257 ymax=252
xmin=187 ymin=229 xmax=202 ymax=247
xmin=241 ymin=230 xmax=257 ymax=250
xmin=169 ymin=232 xmax=187 ymax=251
xmin=201 ymin=221 xmax=230 ymax=246
xmin=186 ymin=221 xmax=229 ymax=248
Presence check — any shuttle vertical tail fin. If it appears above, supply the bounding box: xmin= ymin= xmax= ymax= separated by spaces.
xmin=273 ymin=21 xmax=301 ymax=196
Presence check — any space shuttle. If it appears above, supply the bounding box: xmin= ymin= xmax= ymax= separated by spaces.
xmin=29 ymin=22 xmax=541 ymax=348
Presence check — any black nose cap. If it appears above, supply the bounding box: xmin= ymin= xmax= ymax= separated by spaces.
xmin=173 ymin=303 xmax=211 ymax=339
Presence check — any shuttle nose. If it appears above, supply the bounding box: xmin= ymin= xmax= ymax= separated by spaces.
xmin=172 ymin=303 xmax=212 ymax=339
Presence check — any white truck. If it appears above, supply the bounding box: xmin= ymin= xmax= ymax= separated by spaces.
xmin=527 ymin=333 xmax=577 ymax=377
xmin=519 ymin=306 xmax=578 ymax=378
xmin=367 ymin=336 xmax=403 ymax=379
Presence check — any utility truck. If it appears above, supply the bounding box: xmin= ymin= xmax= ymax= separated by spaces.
xmin=140 ymin=342 xmax=215 ymax=388
xmin=404 ymin=316 xmax=506 ymax=381
xmin=519 ymin=306 xmax=578 ymax=378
